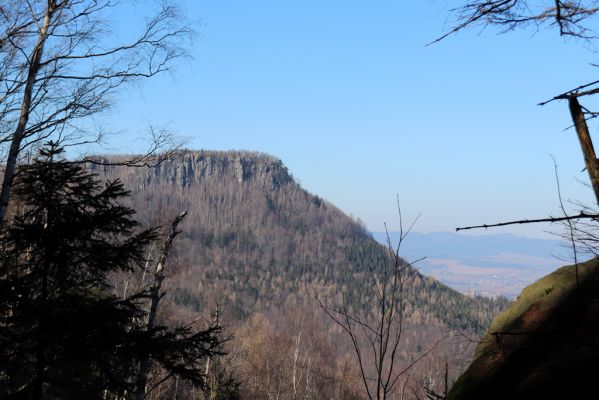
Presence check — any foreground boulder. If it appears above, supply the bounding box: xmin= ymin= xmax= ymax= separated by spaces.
xmin=449 ymin=257 xmax=599 ymax=400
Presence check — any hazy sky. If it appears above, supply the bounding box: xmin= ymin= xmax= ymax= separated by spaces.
xmin=95 ymin=1 xmax=599 ymax=239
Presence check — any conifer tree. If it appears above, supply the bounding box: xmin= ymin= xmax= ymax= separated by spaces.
xmin=0 ymin=142 xmax=222 ymax=400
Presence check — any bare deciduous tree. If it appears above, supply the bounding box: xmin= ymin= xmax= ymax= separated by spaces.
xmin=318 ymin=206 xmax=430 ymax=400
xmin=136 ymin=211 xmax=188 ymax=400
xmin=0 ymin=0 xmax=192 ymax=224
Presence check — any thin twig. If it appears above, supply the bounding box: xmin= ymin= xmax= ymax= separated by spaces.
xmin=551 ymin=155 xmax=579 ymax=290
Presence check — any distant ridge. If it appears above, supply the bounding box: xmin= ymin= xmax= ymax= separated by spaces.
xmin=371 ymin=231 xmax=563 ymax=260
xmin=372 ymin=231 xmax=571 ymax=297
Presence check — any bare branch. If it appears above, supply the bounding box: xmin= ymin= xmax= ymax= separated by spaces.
xmin=0 ymin=0 xmax=193 ymax=224
xmin=433 ymin=0 xmax=599 ymax=45
xmin=318 ymin=202 xmax=433 ymax=399
xmin=456 ymin=211 xmax=599 ymax=231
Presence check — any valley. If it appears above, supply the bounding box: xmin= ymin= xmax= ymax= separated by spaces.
xmin=371 ymin=231 xmax=573 ymax=298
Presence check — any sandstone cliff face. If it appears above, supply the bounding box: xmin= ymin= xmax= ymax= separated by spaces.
xmin=89 ymin=150 xmax=293 ymax=190
xmin=449 ymin=257 xmax=599 ymax=400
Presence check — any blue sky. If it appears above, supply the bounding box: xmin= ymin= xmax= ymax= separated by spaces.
xmin=94 ymin=1 xmax=599 ymax=239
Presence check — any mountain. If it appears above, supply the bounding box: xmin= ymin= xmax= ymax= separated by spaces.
xmin=91 ymin=150 xmax=509 ymax=397
xmin=371 ymin=231 xmax=571 ymax=298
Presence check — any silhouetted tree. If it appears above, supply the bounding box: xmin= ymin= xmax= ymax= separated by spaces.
xmin=0 ymin=143 xmax=221 ymax=400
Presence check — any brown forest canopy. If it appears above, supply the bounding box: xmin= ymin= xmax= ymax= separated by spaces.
xmin=91 ymin=150 xmax=509 ymax=398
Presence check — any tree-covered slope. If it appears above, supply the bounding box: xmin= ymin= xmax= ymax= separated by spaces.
xmin=94 ymin=150 xmax=505 ymax=329
xmin=92 ymin=150 xmax=508 ymax=391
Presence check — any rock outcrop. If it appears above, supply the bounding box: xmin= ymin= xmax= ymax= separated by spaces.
xmin=89 ymin=150 xmax=293 ymax=190
xmin=448 ymin=257 xmax=599 ymax=400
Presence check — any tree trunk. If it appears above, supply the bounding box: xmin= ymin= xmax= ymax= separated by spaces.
xmin=0 ymin=2 xmax=55 ymax=225
xmin=568 ymin=96 xmax=599 ymax=206
xmin=135 ymin=211 xmax=187 ymax=400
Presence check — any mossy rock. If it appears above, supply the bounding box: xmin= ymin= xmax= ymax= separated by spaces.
xmin=449 ymin=257 xmax=599 ymax=400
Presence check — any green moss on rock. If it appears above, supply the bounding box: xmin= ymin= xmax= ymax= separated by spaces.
xmin=449 ymin=257 xmax=599 ymax=400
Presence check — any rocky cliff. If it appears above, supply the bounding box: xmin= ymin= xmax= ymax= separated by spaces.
xmin=90 ymin=150 xmax=293 ymax=190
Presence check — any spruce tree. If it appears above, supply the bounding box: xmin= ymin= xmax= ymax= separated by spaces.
xmin=0 ymin=143 xmax=221 ymax=400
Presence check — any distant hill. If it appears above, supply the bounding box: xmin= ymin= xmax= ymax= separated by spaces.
xmin=90 ymin=150 xmax=509 ymax=395
xmin=371 ymin=231 xmax=574 ymax=298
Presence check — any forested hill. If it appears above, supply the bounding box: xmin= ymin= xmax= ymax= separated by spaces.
xmin=92 ymin=150 xmax=508 ymax=372
xmin=92 ymin=151 xmax=506 ymax=398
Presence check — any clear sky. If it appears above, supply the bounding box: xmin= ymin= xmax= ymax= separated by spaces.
xmin=93 ymin=1 xmax=599 ymax=239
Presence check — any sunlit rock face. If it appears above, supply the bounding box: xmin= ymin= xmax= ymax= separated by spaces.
xmin=449 ymin=257 xmax=599 ymax=400
xmin=88 ymin=150 xmax=293 ymax=190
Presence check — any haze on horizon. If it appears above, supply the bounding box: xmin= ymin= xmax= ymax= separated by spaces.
xmin=82 ymin=1 xmax=599 ymax=240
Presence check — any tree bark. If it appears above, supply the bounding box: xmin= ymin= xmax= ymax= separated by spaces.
xmin=568 ymin=96 xmax=599 ymax=206
xmin=0 ymin=2 xmax=55 ymax=225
